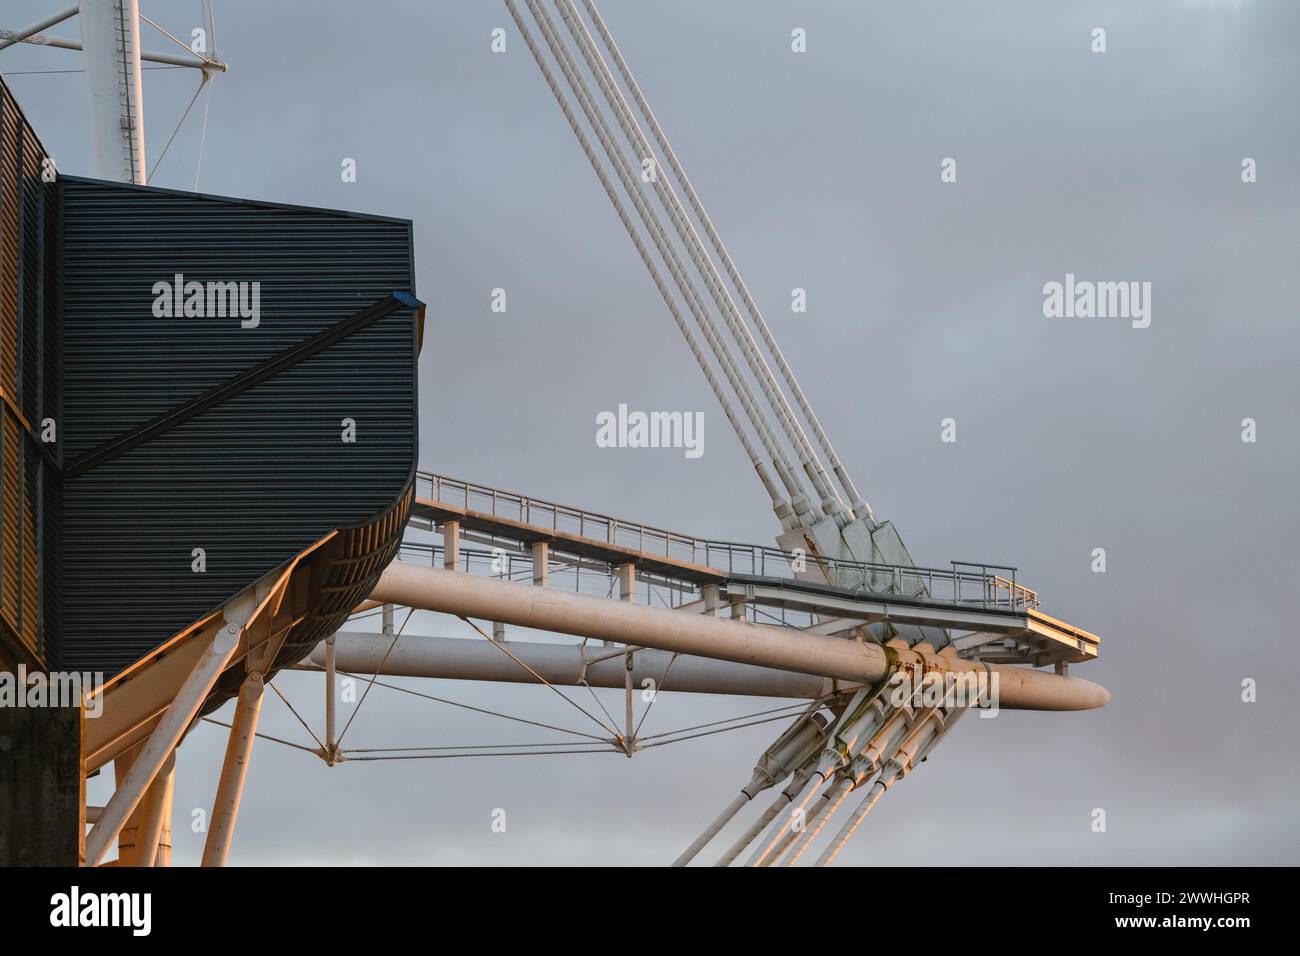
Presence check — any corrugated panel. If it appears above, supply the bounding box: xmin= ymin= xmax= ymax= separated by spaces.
xmin=41 ymin=455 xmax=58 ymax=665
xmin=0 ymin=415 xmax=17 ymax=626
xmin=0 ymin=95 xmax=17 ymax=399
xmin=21 ymin=442 xmax=37 ymax=649
xmin=59 ymin=178 xmax=419 ymax=674
xmin=0 ymin=79 xmax=59 ymax=667
xmin=37 ymin=130 xmax=59 ymax=666
xmin=60 ymin=180 xmax=416 ymax=458
xmin=20 ymin=129 xmax=41 ymax=424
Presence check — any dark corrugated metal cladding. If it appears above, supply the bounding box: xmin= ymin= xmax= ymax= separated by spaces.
xmin=0 ymin=79 xmax=59 ymax=669
xmin=59 ymin=177 xmax=419 ymax=674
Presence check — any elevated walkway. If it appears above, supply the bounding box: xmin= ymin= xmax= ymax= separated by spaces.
xmin=403 ymin=472 xmax=1098 ymax=668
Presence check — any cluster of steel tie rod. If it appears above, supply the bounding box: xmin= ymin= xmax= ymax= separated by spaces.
xmin=505 ymin=0 xmax=872 ymax=535
xmin=673 ymin=679 xmax=968 ymax=867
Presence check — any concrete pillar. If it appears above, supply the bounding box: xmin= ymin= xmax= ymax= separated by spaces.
xmin=611 ymin=563 xmax=637 ymax=648
xmin=702 ymin=584 xmax=721 ymax=617
xmin=0 ymin=701 xmax=85 ymax=866
xmin=617 ymin=563 xmax=636 ymax=603
xmin=531 ymin=541 xmax=549 ymax=587
xmin=442 ymin=520 xmax=461 ymax=571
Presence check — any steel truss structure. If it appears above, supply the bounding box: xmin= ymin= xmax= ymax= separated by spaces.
xmin=0 ymin=0 xmax=1108 ymax=866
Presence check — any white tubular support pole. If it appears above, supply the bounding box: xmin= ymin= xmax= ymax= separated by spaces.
xmin=86 ymin=620 xmax=242 ymax=866
xmin=369 ymin=562 xmax=1111 ymax=711
xmin=155 ymin=768 xmax=174 ymax=866
xmin=811 ymin=707 xmax=965 ymax=867
xmin=308 ymin=632 xmax=831 ymax=699
xmin=131 ymin=752 xmax=174 ymax=867
xmin=671 ymin=710 xmax=828 ymax=866
xmin=201 ymin=671 xmax=264 ymax=867
xmin=377 ymin=561 xmax=880 ymax=683
xmin=780 ymin=776 xmax=854 ymax=866
xmin=759 ymin=802 xmax=817 ymax=867
xmin=580 ymin=0 xmax=870 ymax=520
xmin=324 ymin=634 xmax=337 ymax=765
xmin=78 ymin=0 xmax=146 ymax=183
xmin=672 ymin=793 xmax=749 ymax=868
xmin=112 ymin=742 xmax=143 ymax=862
xmin=0 ymin=5 xmax=80 ymax=50
xmin=815 ymin=778 xmax=890 ymax=868
xmin=714 ymin=770 xmax=805 ymax=867
xmin=746 ymin=771 xmax=829 ymax=867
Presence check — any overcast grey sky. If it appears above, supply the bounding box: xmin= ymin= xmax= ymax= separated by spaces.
xmin=5 ymin=0 xmax=1298 ymax=865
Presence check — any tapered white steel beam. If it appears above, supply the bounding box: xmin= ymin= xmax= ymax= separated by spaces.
xmin=369 ymin=562 xmax=1110 ymax=711
xmin=86 ymin=619 xmax=242 ymax=866
xmin=201 ymin=672 xmax=264 ymax=867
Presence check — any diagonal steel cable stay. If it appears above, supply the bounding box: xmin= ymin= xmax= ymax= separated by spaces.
xmin=500 ymin=0 xmax=922 ymax=863
xmin=335 ymin=607 xmax=416 ymax=748
xmin=201 ymin=716 xmax=322 ymax=757
xmin=577 ymin=0 xmax=870 ymax=520
xmin=266 ymin=680 xmax=327 ymax=754
xmin=332 ymin=671 xmax=611 ymax=744
xmin=506 ymin=0 xmax=869 ymax=530
xmin=460 ymin=617 xmax=622 ymax=739
xmin=555 ymin=0 xmax=846 ymax=518
xmin=502 ymin=0 xmax=796 ymax=524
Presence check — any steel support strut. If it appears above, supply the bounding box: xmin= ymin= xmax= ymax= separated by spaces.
xmin=86 ymin=618 xmax=244 ymax=866
xmin=201 ymin=672 xmax=265 ymax=866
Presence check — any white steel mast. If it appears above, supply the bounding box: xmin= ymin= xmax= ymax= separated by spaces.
xmin=78 ymin=0 xmax=146 ymax=183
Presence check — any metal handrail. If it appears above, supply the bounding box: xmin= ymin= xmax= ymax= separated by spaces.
xmin=415 ymin=470 xmax=1039 ymax=610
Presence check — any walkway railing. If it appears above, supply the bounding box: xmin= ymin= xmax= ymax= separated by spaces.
xmin=415 ymin=471 xmax=1038 ymax=611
